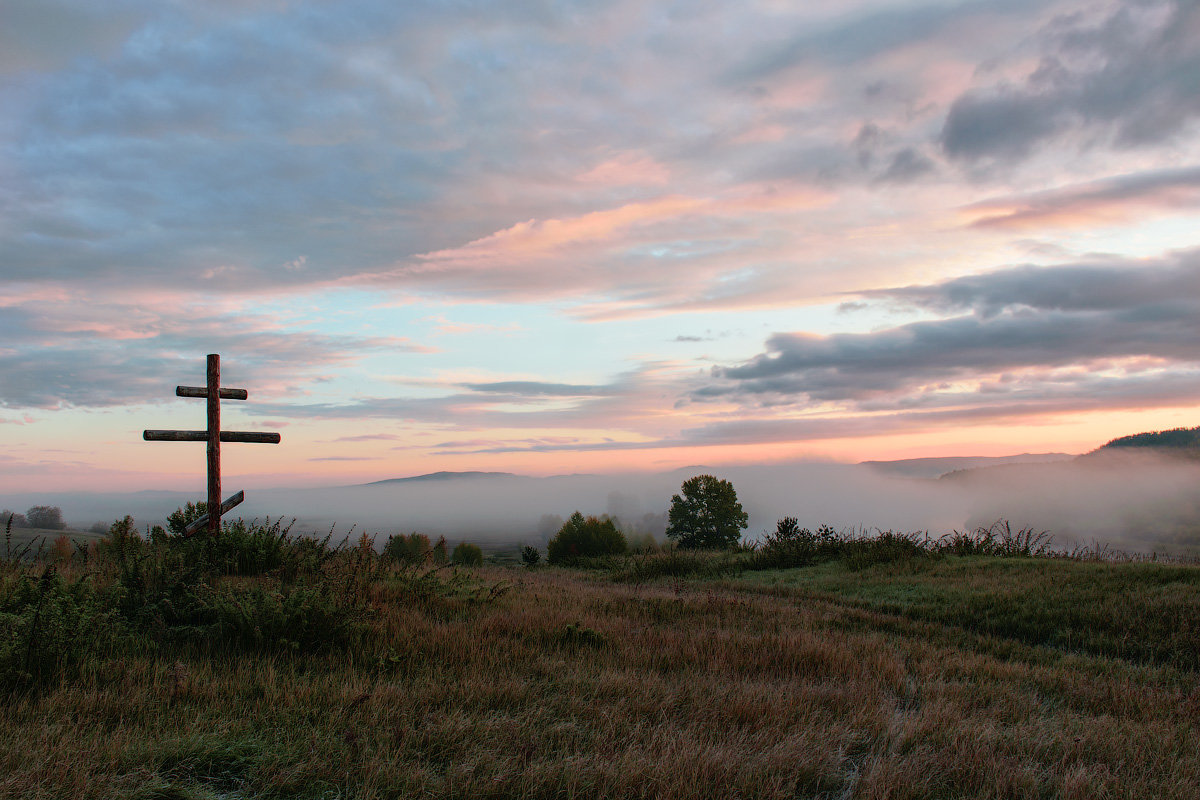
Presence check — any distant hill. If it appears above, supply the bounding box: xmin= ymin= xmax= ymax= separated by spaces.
xmin=362 ymin=471 xmax=518 ymax=486
xmin=939 ymin=425 xmax=1200 ymax=483
xmin=861 ymin=454 xmax=1074 ymax=480
xmin=1095 ymin=426 xmax=1200 ymax=452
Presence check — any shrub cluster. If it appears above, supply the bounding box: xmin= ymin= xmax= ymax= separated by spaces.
xmin=1 ymin=512 xmax=491 ymax=692
xmin=749 ymin=519 xmax=1051 ymax=572
xmin=547 ymin=512 xmax=627 ymax=564
xmin=452 ymin=542 xmax=484 ymax=566
xmin=384 ymin=532 xmax=450 ymax=566
xmin=608 ymin=520 xmax=1060 ymax=582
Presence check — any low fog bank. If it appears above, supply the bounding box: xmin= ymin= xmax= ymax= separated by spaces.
xmin=944 ymin=450 xmax=1200 ymax=555
xmin=5 ymin=452 xmax=1198 ymax=554
xmin=259 ymin=464 xmax=970 ymax=544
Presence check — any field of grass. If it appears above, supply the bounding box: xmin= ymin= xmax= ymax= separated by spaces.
xmin=3 ymin=526 xmax=105 ymax=557
xmin=2 ymin=522 xmax=1198 ymax=799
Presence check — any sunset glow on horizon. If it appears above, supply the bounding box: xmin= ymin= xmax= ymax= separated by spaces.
xmin=4 ymin=0 xmax=1200 ymax=493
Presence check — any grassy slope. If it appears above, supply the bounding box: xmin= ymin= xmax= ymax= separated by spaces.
xmin=2 ymin=557 xmax=1199 ymax=799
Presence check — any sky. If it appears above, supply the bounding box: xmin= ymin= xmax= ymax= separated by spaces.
xmin=3 ymin=0 xmax=1200 ymax=493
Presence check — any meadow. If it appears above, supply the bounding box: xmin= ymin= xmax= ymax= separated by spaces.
xmin=2 ymin=516 xmax=1198 ymax=799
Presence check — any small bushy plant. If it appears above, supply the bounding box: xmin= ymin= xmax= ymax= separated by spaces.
xmin=521 ymin=545 xmax=541 ymax=566
xmin=842 ymin=530 xmax=928 ymax=571
xmin=431 ymin=536 xmax=449 ymax=565
xmin=452 ymin=542 xmax=484 ymax=567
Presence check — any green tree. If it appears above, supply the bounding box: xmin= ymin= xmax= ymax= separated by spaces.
xmin=547 ymin=512 xmax=626 ymax=564
xmin=665 ymin=475 xmax=748 ymax=549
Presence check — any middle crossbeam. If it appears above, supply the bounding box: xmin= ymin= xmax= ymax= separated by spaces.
xmin=177 ymin=386 xmax=249 ymax=400
xmin=144 ymin=430 xmax=282 ymax=443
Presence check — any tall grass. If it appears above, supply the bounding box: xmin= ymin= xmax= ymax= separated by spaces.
xmin=0 ymin=516 xmax=487 ymax=692
xmin=1 ymin=515 xmax=1197 ymax=798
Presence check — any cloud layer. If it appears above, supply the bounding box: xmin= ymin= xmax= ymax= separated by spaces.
xmin=3 ymin=0 xmax=1200 ymax=485
xmin=703 ymin=250 xmax=1200 ymax=429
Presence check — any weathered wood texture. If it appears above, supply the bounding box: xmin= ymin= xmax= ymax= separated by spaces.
xmin=176 ymin=386 xmax=248 ymax=400
xmin=144 ymin=430 xmax=281 ymax=443
xmin=207 ymin=355 xmax=220 ymax=535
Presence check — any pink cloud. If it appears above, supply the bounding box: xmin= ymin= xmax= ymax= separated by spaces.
xmin=414 ymin=194 xmax=710 ymax=263
xmin=963 ymin=167 xmax=1200 ymax=230
xmin=576 ymin=152 xmax=670 ymax=186
xmin=342 ymin=184 xmax=835 ymax=315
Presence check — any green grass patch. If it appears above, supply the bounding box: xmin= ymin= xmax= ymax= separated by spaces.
xmin=735 ymin=556 xmax=1200 ymax=669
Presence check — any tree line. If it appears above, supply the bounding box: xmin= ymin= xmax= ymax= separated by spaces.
xmin=3 ymin=506 xmax=66 ymax=531
xmin=538 ymin=474 xmax=748 ymax=564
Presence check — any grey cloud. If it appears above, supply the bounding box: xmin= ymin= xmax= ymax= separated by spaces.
xmin=868 ymin=250 xmax=1200 ymax=315
xmin=242 ymin=365 xmax=673 ymax=437
xmin=705 ymin=249 xmax=1200 ymax=406
xmin=458 ymin=381 xmax=611 ymax=397
xmin=0 ymin=1 xmax=628 ymax=290
xmin=942 ymin=1 xmax=1200 ymax=161
xmin=876 ymin=148 xmax=937 ymax=183
xmin=0 ymin=300 xmax=428 ymax=409
xmin=732 ymin=0 xmax=1042 ymax=78
xmin=0 ymin=0 xmax=148 ymax=74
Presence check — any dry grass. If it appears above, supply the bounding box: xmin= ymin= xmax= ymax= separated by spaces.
xmin=1 ymin=556 xmax=1198 ymax=799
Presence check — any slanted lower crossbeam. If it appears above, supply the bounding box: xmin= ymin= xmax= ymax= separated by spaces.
xmin=142 ymin=354 xmax=281 ymax=536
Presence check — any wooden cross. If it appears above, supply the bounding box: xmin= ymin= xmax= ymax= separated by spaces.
xmin=143 ymin=354 xmax=281 ymax=536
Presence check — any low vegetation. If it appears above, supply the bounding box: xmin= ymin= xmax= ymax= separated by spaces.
xmin=1 ymin=508 xmax=1197 ymax=798
xmin=546 ymin=511 xmax=626 ymax=564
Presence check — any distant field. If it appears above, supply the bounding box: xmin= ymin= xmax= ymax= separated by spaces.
xmin=2 ymin=527 xmax=104 ymax=556
xmin=1 ymin=539 xmax=1197 ymax=799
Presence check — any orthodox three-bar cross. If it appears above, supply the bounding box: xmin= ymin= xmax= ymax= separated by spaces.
xmin=143 ymin=354 xmax=281 ymax=536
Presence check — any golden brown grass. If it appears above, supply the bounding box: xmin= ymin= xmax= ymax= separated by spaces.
xmin=1 ymin=563 xmax=1198 ymax=799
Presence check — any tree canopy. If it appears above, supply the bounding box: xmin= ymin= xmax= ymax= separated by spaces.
xmin=665 ymin=475 xmax=748 ymax=549
xmin=25 ymin=505 xmax=65 ymax=530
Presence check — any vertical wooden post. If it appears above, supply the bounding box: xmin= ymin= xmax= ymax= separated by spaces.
xmin=207 ymin=354 xmax=221 ymax=536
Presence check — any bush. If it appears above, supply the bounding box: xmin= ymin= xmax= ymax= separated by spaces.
xmin=431 ymin=536 xmax=449 ymax=565
xmin=748 ymin=520 xmax=844 ymax=570
xmin=0 ymin=566 xmax=125 ymax=689
xmin=384 ymin=533 xmax=431 ymax=565
xmin=166 ymin=502 xmax=206 ymax=536
xmin=547 ymin=512 xmax=627 ymax=564
xmin=452 ymin=542 xmax=484 ymax=567
xmin=842 ymin=531 xmax=928 ymax=571
xmin=521 ymin=545 xmax=541 ymax=566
